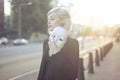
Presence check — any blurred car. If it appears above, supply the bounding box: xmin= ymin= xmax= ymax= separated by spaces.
xmin=13 ymin=38 xmax=28 ymax=45
xmin=0 ymin=37 xmax=8 ymax=45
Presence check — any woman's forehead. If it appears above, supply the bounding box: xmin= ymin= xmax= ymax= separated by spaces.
xmin=48 ymin=12 xmax=59 ymax=18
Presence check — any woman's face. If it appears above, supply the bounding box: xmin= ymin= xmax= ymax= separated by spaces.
xmin=47 ymin=13 xmax=62 ymax=34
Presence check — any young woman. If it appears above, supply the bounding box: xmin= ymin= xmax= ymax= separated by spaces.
xmin=37 ymin=7 xmax=79 ymax=80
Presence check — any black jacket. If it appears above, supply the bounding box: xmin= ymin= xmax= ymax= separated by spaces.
xmin=37 ymin=37 xmax=79 ymax=80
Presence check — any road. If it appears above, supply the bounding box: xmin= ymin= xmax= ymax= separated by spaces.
xmin=0 ymin=39 xmax=108 ymax=80
xmin=0 ymin=43 xmax=43 ymax=80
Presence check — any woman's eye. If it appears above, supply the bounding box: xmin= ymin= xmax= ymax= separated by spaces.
xmin=51 ymin=18 xmax=55 ymax=20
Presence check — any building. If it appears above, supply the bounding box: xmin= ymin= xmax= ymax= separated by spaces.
xmin=0 ymin=0 xmax=4 ymax=32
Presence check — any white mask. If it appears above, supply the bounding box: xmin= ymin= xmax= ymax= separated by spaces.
xmin=49 ymin=26 xmax=67 ymax=48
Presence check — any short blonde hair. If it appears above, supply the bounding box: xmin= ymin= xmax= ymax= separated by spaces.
xmin=47 ymin=7 xmax=72 ymax=32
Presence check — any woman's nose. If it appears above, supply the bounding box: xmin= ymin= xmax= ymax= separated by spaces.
xmin=48 ymin=22 xmax=50 ymax=25
xmin=48 ymin=20 xmax=51 ymax=24
xmin=48 ymin=22 xmax=51 ymax=28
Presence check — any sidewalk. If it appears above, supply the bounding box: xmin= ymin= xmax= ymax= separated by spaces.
xmin=14 ymin=43 xmax=120 ymax=80
xmin=85 ymin=44 xmax=120 ymax=80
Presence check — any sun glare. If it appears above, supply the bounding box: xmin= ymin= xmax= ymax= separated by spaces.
xmin=4 ymin=0 xmax=120 ymax=27
xmin=4 ymin=0 xmax=11 ymax=16
xmin=58 ymin=0 xmax=120 ymax=27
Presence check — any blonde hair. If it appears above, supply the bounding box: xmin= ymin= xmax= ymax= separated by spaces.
xmin=47 ymin=7 xmax=72 ymax=32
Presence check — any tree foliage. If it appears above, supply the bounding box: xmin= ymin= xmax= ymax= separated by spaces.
xmin=12 ymin=0 xmax=53 ymax=34
xmin=116 ymin=27 xmax=120 ymax=34
xmin=82 ymin=26 xmax=92 ymax=36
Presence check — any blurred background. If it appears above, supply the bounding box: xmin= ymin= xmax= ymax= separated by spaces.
xmin=0 ymin=0 xmax=120 ymax=80
xmin=1 ymin=0 xmax=120 ymax=43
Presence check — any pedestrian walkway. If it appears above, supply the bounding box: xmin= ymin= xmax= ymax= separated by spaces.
xmin=85 ymin=44 xmax=120 ymax=80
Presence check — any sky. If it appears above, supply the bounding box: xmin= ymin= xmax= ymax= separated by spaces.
xmin=4 ymin=0 xmax=120 ymax=27
xmin=4 ymin=0 xmax=11 ymax=16
xmin=58 ymin=0 xmax=120 ymax=27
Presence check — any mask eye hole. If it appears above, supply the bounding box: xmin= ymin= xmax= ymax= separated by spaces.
xmin=52 ymin=35 xmax=55 ymax=38
xmin=59 ymin=38 xmax=63 ymax=41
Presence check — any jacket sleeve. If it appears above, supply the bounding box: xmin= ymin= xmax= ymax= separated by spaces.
xmin=37 ymin=39 xmax=48 ymax=80
xmin=64 ymin=38 xmax=79 ymax=80
xmin=71 ymin=39 xmax=79 ymax=79
xmin=75 ymin=40 xmax=80 ymax=79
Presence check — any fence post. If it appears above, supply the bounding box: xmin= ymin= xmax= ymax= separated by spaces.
xmin=100 ymin=48 xmax=103 ymax=61
xmin=95 ymin=50 xmax=100 ymax=66
xmin=103 ymin=46 xmax=106 ymax=57
xmin=78 ymin=58 xmax=85 ymax=80
xmin=88 ymin=52 xmax=94 ymax=74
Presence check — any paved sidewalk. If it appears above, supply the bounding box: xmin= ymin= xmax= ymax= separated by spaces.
xmin=14 ymin=43 xmax=120 ymax=80
xmin=85 ymin=44 xmax=120 ymax=80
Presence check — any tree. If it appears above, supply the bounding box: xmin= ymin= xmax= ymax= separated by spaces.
xmin=12 ymin=0 xmax=54 ymax=34
xmin=82 ymin=26 xmax=92 ymax=36
xmin=0 ymin=0 xmax=4 ymax=33
xmin=116 ymin=27 xmax=120 ymax=34
xmin=103 ymin=25 xmax=110 ymax=36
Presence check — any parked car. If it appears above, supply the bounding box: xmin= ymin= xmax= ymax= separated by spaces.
xmin=13 ymin=38 xmax=28 ymax=45
xmin=0 ymin=37 xmax=8 ymax=45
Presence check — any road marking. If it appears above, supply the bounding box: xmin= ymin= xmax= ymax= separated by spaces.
xmin=8 ymin=69 xmax=39 ymax=80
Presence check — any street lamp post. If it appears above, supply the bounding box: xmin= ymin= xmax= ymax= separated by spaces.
xmin=18 ymin=2 xmax=32 ymax=39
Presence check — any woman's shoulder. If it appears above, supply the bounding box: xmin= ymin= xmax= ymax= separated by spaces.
xmin=68 ymin=37 xmax=79 ymax=43
xmin=43 ymin=38 xmax=49 ymax=46
xmin=65 ymin=37 xmax=79 ymax=48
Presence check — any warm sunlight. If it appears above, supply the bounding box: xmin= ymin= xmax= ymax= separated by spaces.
xmin=4 ymin=0 xmax=120 ymax=26
xmin=4 ymin=0 xmax=11 ymax=16
xmin=58 ymin=0 xmax=120 ymax=27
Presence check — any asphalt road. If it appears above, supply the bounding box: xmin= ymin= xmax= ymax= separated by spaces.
xmin=0 ymin=39 xmax=108 ymax=80
xmin=0 ymin=43 xmax=43 ymax=80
